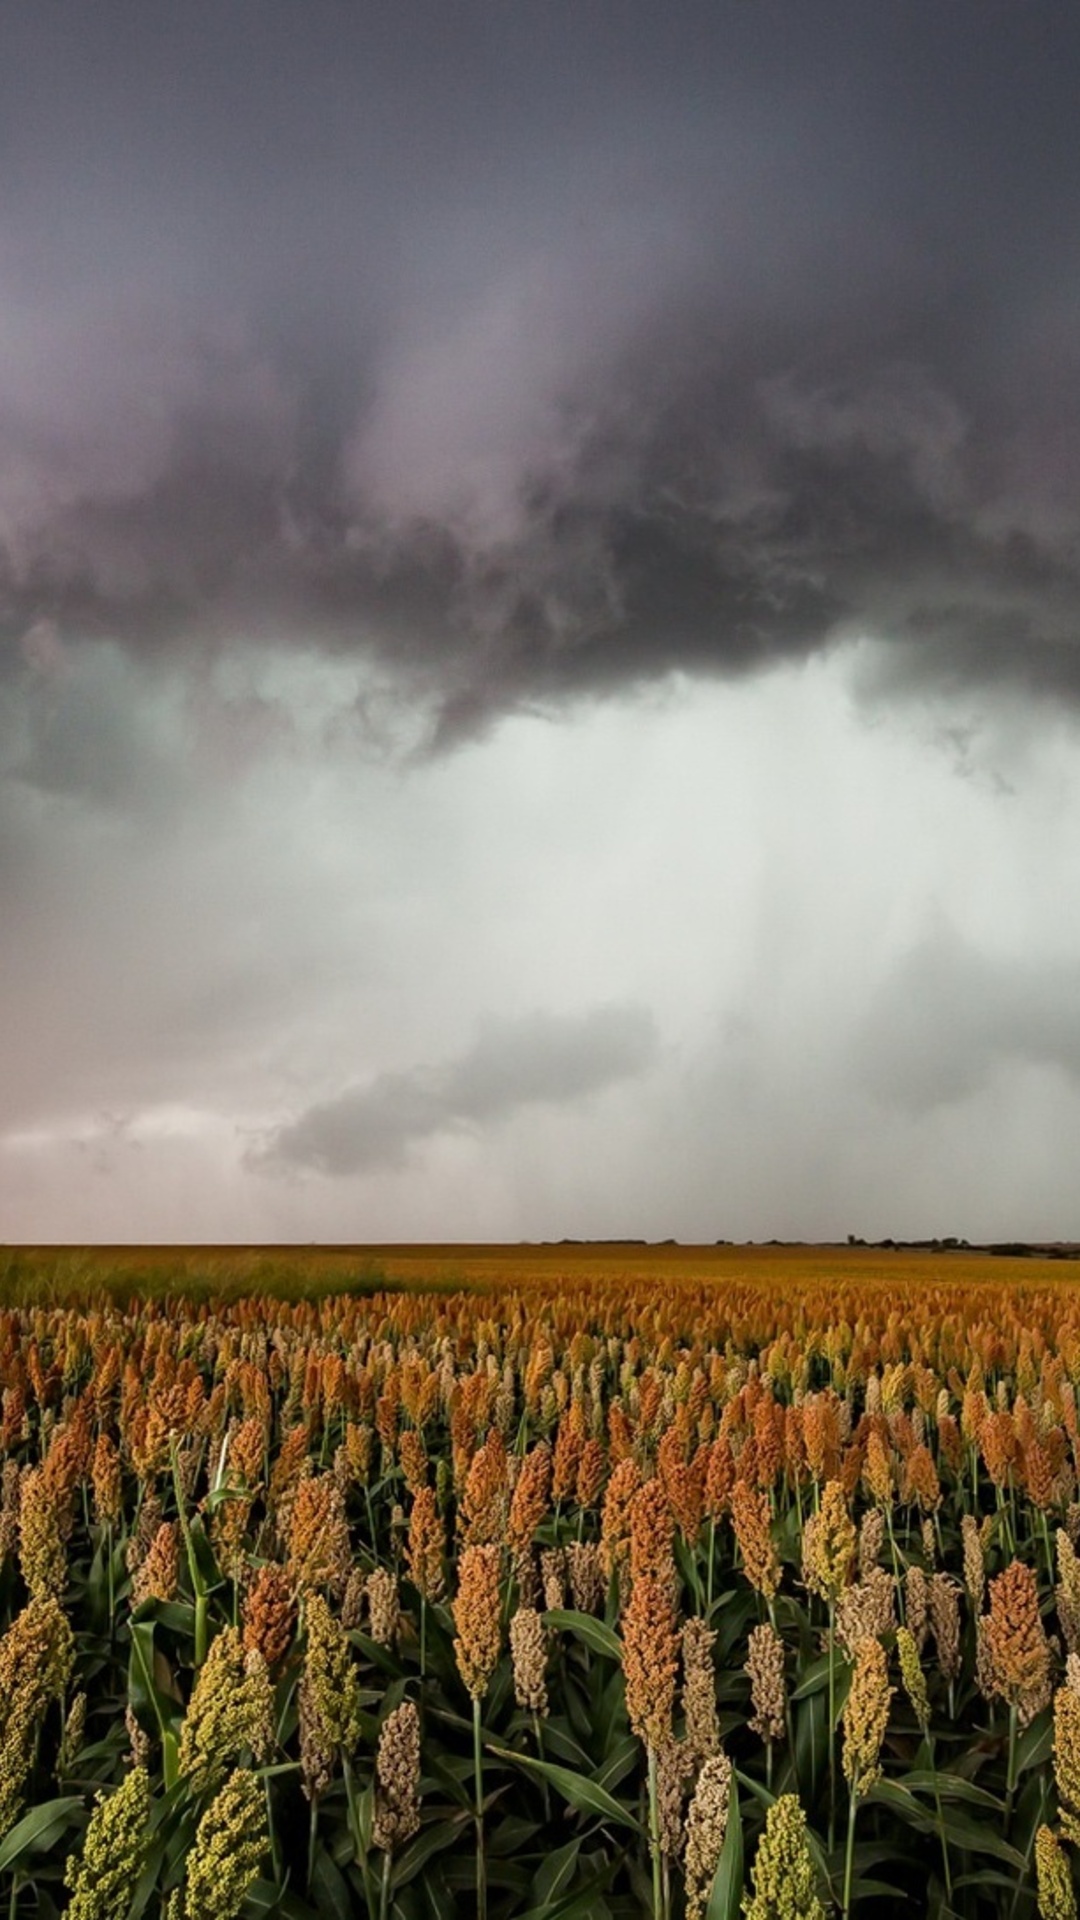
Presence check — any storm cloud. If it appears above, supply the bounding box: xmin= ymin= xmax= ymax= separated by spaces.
xmin=255 ymin=1006 xmax=659 ymax=1175
xmin=4 ymin=4 xmax=1080 ymax=1244
xmin=2 ymin=3 xmax=1080 ymax=746
xmin=856 ymin=928 xmax=1080 ymax=1114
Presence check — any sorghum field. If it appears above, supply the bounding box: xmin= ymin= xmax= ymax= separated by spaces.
xmin=2 ymin=1241 xmax=1080 ymax=1920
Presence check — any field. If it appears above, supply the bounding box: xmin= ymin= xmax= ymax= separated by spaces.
xmin=1 ymin=1242 xmax=1079 ymax=1918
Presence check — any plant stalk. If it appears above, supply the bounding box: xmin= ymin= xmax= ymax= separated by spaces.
xmin=647 ymin=1743 xmax=664 ymax=1920
xmin=842 ymin=1778 xmax=858 ymax=1920
xmin=473 ymin=1694 xmax=487 ymax=1920
xmin=827 ymin=1599 xmax=837 ymax=1853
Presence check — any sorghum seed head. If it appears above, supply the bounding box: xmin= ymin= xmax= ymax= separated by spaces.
xmin=64 ymin=1767 xmax=153 ymax=1920
xmin=180 ymin=1769 xmax=268 ymax=1920
xmin=510 ymin=1606 xmax=549 ymax=1715
xmin=178 ymin=1626 xmax=274 ymax=1797
xmin=842 ymin=1636 xmax=893 ymax=1795
xmin=985 ymin=1559 xmax=1052 ymax=1722
xmin=801 ymin=1481 xmax=856 ymax=1602
xmin=730 ymin=1482 xmax=780 ymax=1600
xmin=896 ymin=1625 xmax=930 ymax=1730
xmin=684 ymin=1752 xmax=732 ymax=1920
xmin=745 ymin=1622 xmax=786 ymax=1745
xmin=743 ymin=1793 xmax=826 ymax=1920
xmin=1054 ymin=1684 xmax=1080 ymax=1847
xmin=682 ymin=1618 xmax=721 ymax=1763
xmin=372 ymin=1702 xmax=422 ymax=1853
xmin=241 ymin=1563 xmax=296 ymax=1673
xmin=1036 ymin=1824 xmax=1078 ymax=1920
xmin=453 ymin=1543 xmax=502 ymax=1700
xmin=621 ymin=1572 xmax=679 ymax=1750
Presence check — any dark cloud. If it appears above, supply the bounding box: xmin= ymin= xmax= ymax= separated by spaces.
xmin=855 ymin=925 xmax=1080 ymax=1113
xmin=2 ymin=2 xmax=1080 ymax=747
xmin=255 ymin=1005 xmax=659 ymax=1175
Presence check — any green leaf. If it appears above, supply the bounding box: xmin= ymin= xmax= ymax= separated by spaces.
xmin=594 ymin=1735 xmax=639 ymax=1799
xmin=866 ymin=1781 xmax=1027 ymax=1871
xmin=531 ymin=1836 xmax=583 ymax=1907
xmin=953 ymin=1870 xmax=1025 ymax=1893
xmin=128 ymin=1616 xmax=182 ymax=1749
xmin=706 ymin=1771 xmax=744 ymax=1920
xmin=242 ymin=1880 xmax=308 ymax=1918
xmin=310 ymin=1842 xmax=355 ymax=1920
xmin=345 ymin=1628 xmax=405 ymax=1677
xmin=187 ymin=1515 xmax=223 ymax=1594
xmin=424 ymin=1752 xmax=475 ymax=1811
xmin=513 ymin=1850 xmax=617 ymax=1920
xmin=487 ymin=1815 xmax=544 ymax=1856
xmin=0 ymin=1796 xmax=83 ymax=1874
xmin=141 ymin=1599 xmax=198 ymax=1638
xmin=733 ymin=1770 xmax=775 ymax=1812
xmin=1016 ymin=1709 xmax=1053 ymax=1775
xmin=936 ymin=1809 xmax=1026 ymax=1872
xmin=129 ymin=1829 xmax=170 ymax=1920
xmin=896 ymin=1769 xmax=1005 ymax=1812
xmin=204 ymin=1482 xmax=256 ymax=1513
xmin=489 ymin=1747 xmax=643 ymax=1834
xmin=539 ymin=1720 xmax=593 ymax=1768
xmin=515 ymin=1867 xmax=616 ymax=1920
xmin=791 ymin=1650 xmax=833 ymax=1700
xmin=86 ymin=1535 xmax=109 ymax=1626
xmin=390 ymin=1820 xmax=466 ymax=1896
xmin=545 ymin=1609 xmax=623 ymax=1663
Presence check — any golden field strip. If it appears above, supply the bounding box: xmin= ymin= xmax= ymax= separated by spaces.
xmin=5 ymin=1237 xmax=1077 ymax=1302
xmin=0 ymin=1241 xmax=1079 ymax=1919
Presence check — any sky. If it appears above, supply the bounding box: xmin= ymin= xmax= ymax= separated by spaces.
xmin=3 ymin=1 xmax=1080 ymax=1244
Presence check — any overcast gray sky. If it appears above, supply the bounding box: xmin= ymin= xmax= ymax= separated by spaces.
xmin=3 ymin=1 xmax=1080 ymax=1242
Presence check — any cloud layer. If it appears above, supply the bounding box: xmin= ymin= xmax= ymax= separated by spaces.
xmin=4 ymin=5 xmax=1080 ymax=1244
xmin=2 ymin=4 xmax=1080 ymax=746
xmin=257 ymin=1006 xmax=658 ymax=1175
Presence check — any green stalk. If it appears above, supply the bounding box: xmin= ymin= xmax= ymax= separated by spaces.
xmin=827 ymin=1598 xmax=837 ymax=1854
xmin=647 ymin=1743 xmax=663 ymax=1920
xmin=884 ymin=1506 xmax=903 ymax=1615
xmin=533 ymin=1710 xmax=551 ymax=1823
xmin=996 ymin=1482 xmax=1015 ymax=1561
xmin=1006 ymin=1700 xmax=1019 ymax=1816
xmin=842 ymin=1775 xmax=859 ymax=1920
xmin=1008 ymin=1773 xmax=1049 ymax=1920
xmin=194 ymin=1589 xmax=208 ymax=1667
xmin=307 ymin=1793 xmax=319 ymax=1893
xmin=344 ymin=1756 xmax=376 ymax=1912
xmin=473 ymin=1695 xmax=487 ymax=1920
xmin=927 ymin=1735 xmax=952 ymax=1900
xmin=1040 ymin=1508 xmax=1054 ymax=1588
xmin=169 ymin=1436 xmax=208 ymax=1666
xmin=378 ymin=1849 xmax=392 ymax=1920
xmin=265 ymin=1774 xmax=281 ymax=1884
